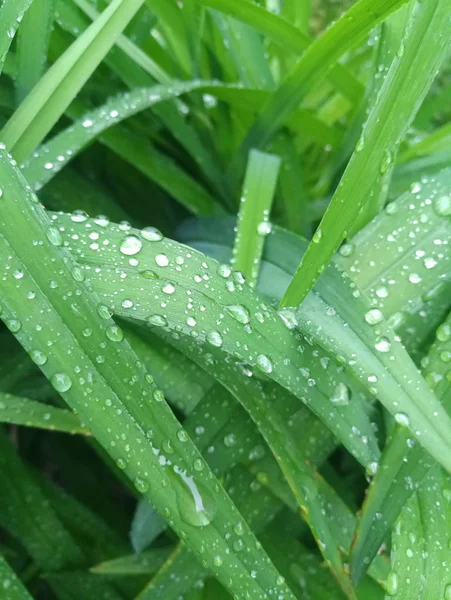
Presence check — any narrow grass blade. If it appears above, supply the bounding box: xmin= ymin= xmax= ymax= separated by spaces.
xmin=281 ymin=0 xmax=451 ymax=308
xmin=15 ymin=0 xmax=55 ymax=104
xmin=384 ymin=466 xmax=451 ymax=599
xmin=0 ymin=148 xmax=296 ymax=600
xmin=196 ymin=0 xmax=363 ymax=103
xmin=350 ymin=309 xmax=451 ymax=584
xmin=232 ymin=0 xmax=410 ymax=190
xmin=0 ymin=556 xmax=33 ymax=600
xmin=0 ymin=392 xmax=89 ymax=435
xmin=232 ymin=149 xmax=281 ymax=286
xmin=130 ymin=498 xmax=166 ymax=554
xmin=0 ymin=428 xmax=86 ymax=570
xmin=21 ymin=80 xmax=218 ymax=192
xmin=91 ymin=547 xmax=172 ymax=576
xmin=1 ymin=0 xmax=146 ymax=163
xmin=0 ymin=0 xmax=32 ymax=76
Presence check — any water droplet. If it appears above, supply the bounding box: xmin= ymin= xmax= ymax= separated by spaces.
xmin=408 ymin=273 xmax=422 ymax=284
xmin=224 ymin=433 xmax=236 ymax=447
xmin=120 ymin=235 xmax=142 ymax=256
xmin=312 ymin=228 xmax=322 ymax=243
xmin=330 ymin=382 xmax=351 ymax=406
xmin=97 ymin=304 xmax=112 ymax=319
xmin=394 ymin=413 xmax=410 ymax=427
xmin=140 ymin=270 xmax=159 ymax=279
xmin=433 ymin=195 xmax=451 ymax=216
xmin=147 ymin=314 xmax=168 ymax=328
xmin=356 ymin=135 xmax=365 ymax=152
xmin=365 ymin=308 xmax=383 ymax=325
xmin=375 ymin=285 xmax=389 ymax=298
xmin=134 ymin=477 xmax=150 ymax=493
xmin=213 ymin=555 xmax=223 ymax=567
xmin=277 ymin=307 xmax=298 ymax=329
xmin=162 ymin=282 xmax=176 ymax=295
xmin=153 ymin=389 xmax=165 ymax=402
xmin=217 ymin=264 xmax=231 ymax=278
xmin=141 ymin=226 xmax=163 ymax=242
xmin=46 ymin=226 xmax=62 ymax=246
xmin=226 ymin=305 xmax=250 ymax=324
xmin=173 ymin=466 xmax=217 ymax=527
xmin=50 ymin=373 xmax=72 ymax=393
xmin=106 ymin=325 xmax=124 ymax=342
xmin=193 ymin=458 xmax=204 ymax=471
xmin=72 ymin=267 xmax=85 ymax=282
xmin=71 ymin=210 xmax=88 ymax=223
xmin=206 ymin=330 xmax=223 ymax=348
xmin=257 ymin=221 xmax=272 ymax=236
xmin=437 ymin=324 xmax=451 ymax=342
xmin=339 ymin=243 xmax=355 ymax=257
xmin=5 ymin=319 xmax=21 ymax=333
xmin=116 ymin=458 xmax=127 ymax=470
xmin=380 ymin=149 xmax=393 ymax=174
xmin=375 ymin=337 xmax=391 ymax=353
xmin=256 ymin=354 xmax=273 ymax=374
xmin=30 ymin=350 xmax=47 ymax=365
xmin=385 ymin=572 xmax=398 ymax=596
xmin=155 ymin=253 xmax=169 ymax=267
xmin=424 ymin=257 xmax=437 ymax=269
xmin=121 ymin=299 xmax=133 ymax=309
xmin=177 ymin=429 xmax=189 ymax=443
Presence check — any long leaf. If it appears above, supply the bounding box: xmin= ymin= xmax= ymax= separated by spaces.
xmin=281 ymin=0 xmax=451 ymax=307
xmin=1 ymin=0 xmax=146 ymax=162
xmin=0 ymin=148 xmax=296 ymax=600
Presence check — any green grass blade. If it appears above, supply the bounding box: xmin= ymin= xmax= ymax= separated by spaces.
xmin=1 ymin=0 xmax=146 ymax=163
xmin=0 ymin=556 xmax=33 ymax=600
xmin=21 ymin=80 xmax=218 ymax=191
xmin=90 ymin=547 xmax=172 ymax=576
xmin=232 ymin=0 xmax=409 ymax=190
xmin=15 ymin=0 xmax=55 ymax=104
xmin=0 ymin=392 xmax=89 ymax=435
xmin=281 ymin=0 xmax=451 ymax=308
xmin=350 ymin=309 xmax=451 ymax=584
xmin=196 ymin=0 xmax=363 ymax=103
xmin=0 ymin=428 xmax=86 ymax=570
xmin=0 ymin=0 xmax=32 ymax=76
xmin=232 ymin=149 xmax=281 ymax=286
xmin=72 ymin=0 xmax=171 ymax=84
xmin=0 ymin=148 xmax=296 ymax=600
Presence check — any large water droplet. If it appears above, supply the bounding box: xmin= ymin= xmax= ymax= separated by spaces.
xmin=380 ymin=149 xmax=393 ymax=174
xmin=256 ymin=354 xmax=273 ymax=374
xmin=365 ymin=308 xmax=383 ymax=325
xmin=394 ymin=413 xmax=410 ymax=427
xmin=437 ymin=324 xmax=451 ymax=342
xmin=375 ymin=337 xmax=391 ymax=353
xmin=30 ymin=350 xmax=47 ymax=365
xmin=155 ymin=253 xmax=169 ymax=267
xmin=206 ymin=330 xmax=223 ymax=348
xmin=46 ymin=226 xmax=62 ymax=246
xmin=226 ymin=305 xmax=250 ymax=324
xmin=385 ymin=571 xmax=398 ymax=596
xmin=106 ymin=325 xmax=124 ymax=342
xmin=120 ymin=235 xmax=142 ymax=256
xmin=173 ymin=466 xmax=217 ymax=527
xmin=5 ymin=319 xmax=21 ymax=333
xmin=277 ymin=307 xmax=298 ymax=329
xmin=51 ymin=373 xmax=72 ymax=392
xmin=147 ymin=314 xmax=168 ymax=327
xmin=433 ymin=195 xmax=451 ymax=216
xmin=141 ymin=226 xmax=163 ymax=242
xmin=330 ymin=382 xmax=351 ymax=406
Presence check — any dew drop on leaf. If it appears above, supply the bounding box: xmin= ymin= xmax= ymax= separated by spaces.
xmin=120 ymin=235 xmax=142 ymax=256
xmin=375 ymin=337 xmax=391 ymax=353
xmin=155 ymin=253 xmax=169 ymax=267
xmin=330 ymin=382 xmax=351 ymax=406
xmin=46 ymin=226 xmax=62 ymax=246
xmin=365 ymin=308 xmax=383 ymax=325
xmin=50 ymin=373 xmax=72 ymax=393
xmin=173 ymin=466 xmax=217 ymax=527
xmin=256 ymin=354 xmax=273 ymax=374
xmin=394 ymin=413 xmax=410 ymax=427
xmin=226 ymin=305 xmax=250 ymax=324
xmin=433 ymin=194 xmax=451 ymax=216
xmin=147 ymin=314 xmax=168 ymax=327
xmin=106 ymin=325 xmax=124 ymax=342
xmin=206 ymin=330 xmax=223 ymax=348
xmin=5 ymin=319 xmax=21 ymax=333
xmin=141 ymin=226 xmax=163 ymax=242
xmin=30 ymin=350 xmax=47 ymax=365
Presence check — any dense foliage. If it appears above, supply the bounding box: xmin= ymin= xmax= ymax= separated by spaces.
xmin=0 ymin=1 xmax=450 ymax=599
